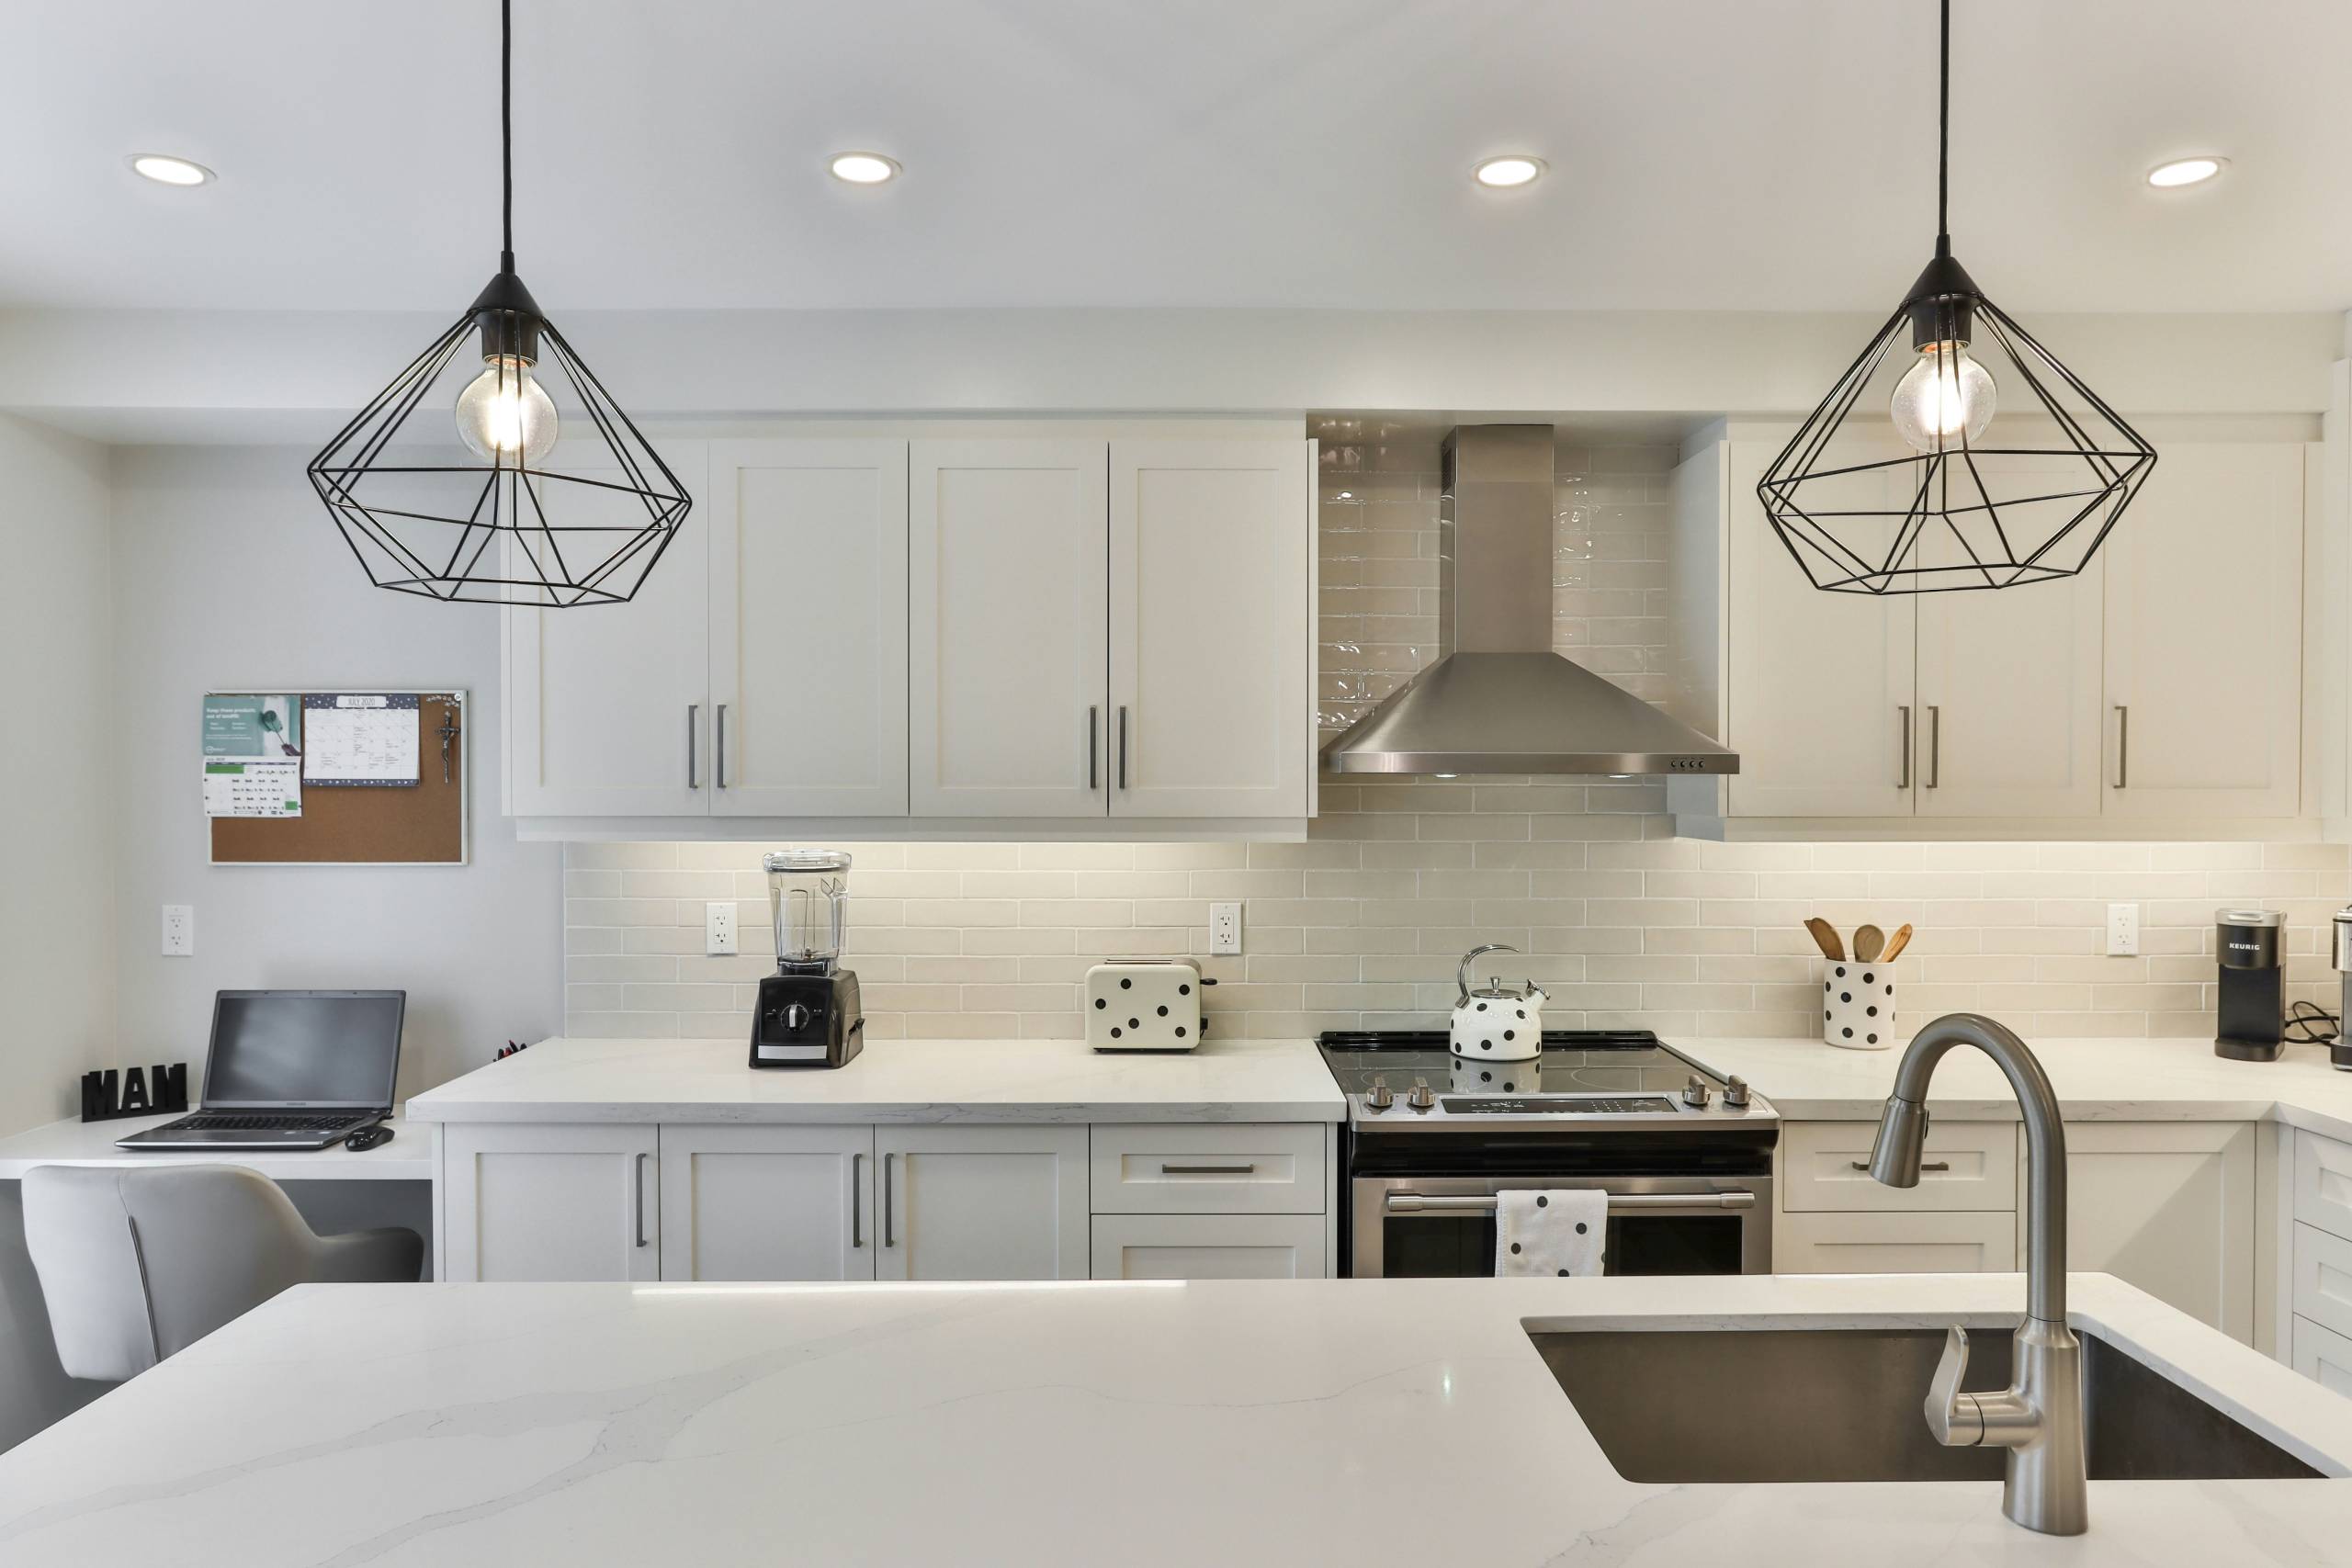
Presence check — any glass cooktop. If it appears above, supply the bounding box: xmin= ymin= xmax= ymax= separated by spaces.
xmin=1316 ymin=1030 xmax=1725 ymax=1100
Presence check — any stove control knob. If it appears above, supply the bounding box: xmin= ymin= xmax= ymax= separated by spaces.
xmin=1723 ymin=1076 xmax=1751 ymax=1109
xmin=1364 ymin=1078 xmax=1394 ymax=1112
xmin=1680 ymin=1075 xmax=1712 ymax=1110
xmin=783 ymin=1002 xmax=811 ymax=1032
xmin=1407 ymin=1082 xmax=1437 ymax=1112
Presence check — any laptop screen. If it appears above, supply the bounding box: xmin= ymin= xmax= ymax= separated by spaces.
xmin=204 ymin=991 xmax=405 ymax=1108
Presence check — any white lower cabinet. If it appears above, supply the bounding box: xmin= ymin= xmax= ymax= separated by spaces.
xmin=1091 ymin=1213 xmax=1326 ymax=1280
xmin=2055 ymin=1122 xmax=2256 ymax=1343
xmin=1776 ymin=1209 xmax=2017 ymax=1274
xmin=660 ymin=1123 xmax=874 ymax=1281
xmin=2292 ymin=1314 xmax=2352 ymax=1396
xmin=875 ymin=1125 xmax=1091 ymax=1281
xmin=442 ymin=1123 xmax=660 ymax=1282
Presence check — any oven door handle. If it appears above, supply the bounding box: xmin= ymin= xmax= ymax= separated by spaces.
xmin=1382 ymin=1191 xmax=1756 ymax=1215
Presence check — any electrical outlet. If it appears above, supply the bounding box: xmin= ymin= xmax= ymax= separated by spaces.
xmin=2106 ymin=901 xmax=2140 ymax=956
xmin=161 ymin=904 xmax=194 ymax=957
xmin=1209 ymin=901 xmax=1243 ymax=956
xmin=705 ymin=901 xmax=738 ymax=956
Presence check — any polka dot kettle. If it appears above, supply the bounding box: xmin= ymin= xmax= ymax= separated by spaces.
xmin=1450 ymin=942 xmax=1545 ymax=1061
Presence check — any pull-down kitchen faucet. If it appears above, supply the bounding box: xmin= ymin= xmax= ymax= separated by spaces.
xmin=1867 ymin=1013 xmax=2086 ymax=1536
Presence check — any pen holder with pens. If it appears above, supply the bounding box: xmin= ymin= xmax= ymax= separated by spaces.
xmin=1823 ymin=960 xmax=1896 ymax=1051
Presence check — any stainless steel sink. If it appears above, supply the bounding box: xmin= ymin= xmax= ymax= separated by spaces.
xmin=1531 ymin=1326 xmax=2324 ymax=1483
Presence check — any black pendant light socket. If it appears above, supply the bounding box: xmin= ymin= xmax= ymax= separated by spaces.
xmin=468 ymin=266 xmax=544 ymax=364
xmin=1902 ymin=242 xmax=1980 ymax=349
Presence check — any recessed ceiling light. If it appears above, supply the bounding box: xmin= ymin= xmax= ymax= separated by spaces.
xmin=829 ymin=152 xmax=900 ymax=186
xmin=128 ymin=153 xmax=214 ymax=187
xmin=1473 ymin=155 xmax=1545 ymax=189
xmin=2146 ymin=156 xmax=2225 ymax=189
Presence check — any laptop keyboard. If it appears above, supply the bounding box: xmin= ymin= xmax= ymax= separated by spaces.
xmin=174 ymin=1113 xmax=367 ymax=1132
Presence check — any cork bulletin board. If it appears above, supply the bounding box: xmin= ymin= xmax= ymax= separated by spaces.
xmin=208 ymin=690 xmax=469 ymax=865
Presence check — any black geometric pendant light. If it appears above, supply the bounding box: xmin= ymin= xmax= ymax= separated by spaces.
xmin=307 ymin=0 xmax=689 ymax=606
xmin=1757 ymin=0 xmax=2155 ymax=594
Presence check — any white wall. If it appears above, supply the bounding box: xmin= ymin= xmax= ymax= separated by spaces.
xmin=0 ymin=413 xmax=113 ymax=1135
xmin=107 ymin=446 xmax=563 ymax=1100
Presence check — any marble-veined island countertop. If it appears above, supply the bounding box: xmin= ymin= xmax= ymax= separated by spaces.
xmin=2 ymin=1271 xmax=2349 ymax=1566
xmin=402 ymin=1035 xmax=1347 ymax=1124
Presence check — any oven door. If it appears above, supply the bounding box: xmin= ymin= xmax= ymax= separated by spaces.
xmin=1351 ymin=1173 xmax=1771 ymax=1279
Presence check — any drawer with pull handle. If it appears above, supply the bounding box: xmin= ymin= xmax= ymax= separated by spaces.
xmin=1089 ymin=1122 xmax=1325 ymax=1214
xmin=1782 ymin=1120 xmax=2017 ymax=1213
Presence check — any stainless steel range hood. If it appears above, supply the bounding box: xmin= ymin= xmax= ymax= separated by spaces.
xmin=1320 ymin=425 xmax=1737 ymax=777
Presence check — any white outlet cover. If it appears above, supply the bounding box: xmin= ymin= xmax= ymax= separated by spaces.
xmin=1209 ymin=901 xmax=1242 ymax=956
xmin=161 ymin=904 xmax=194 ymax=957
xmin=2105 ymin=902 xmax=2140 ymax=956
xmin=705 ymin=901 xmax=738 ymax=956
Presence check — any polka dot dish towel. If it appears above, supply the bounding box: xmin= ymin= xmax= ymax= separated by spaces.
xmin=1824 ymin=958 xmax=1896 ymax=1050
xmin=1494 ymin=1189 xmax=1607 ymax=1278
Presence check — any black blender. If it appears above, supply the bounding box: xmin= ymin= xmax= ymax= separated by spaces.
xmin=749 ymin=850 xmax=864 ymax=1068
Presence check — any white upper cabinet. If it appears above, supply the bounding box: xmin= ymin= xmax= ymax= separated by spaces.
xmin=505 ymin=439 xmax=710 ymax=817
xmin=910 ymin=441 xmax=1109 ymax=817
xmin=1109 ymin=440 xmax=1312 ymax=818
xmin=2102 ymin=442 xmax=2304 ymax=819
xmin=707 ymin=440 xmax=910 ymax=818
xmin=1724 ymin=439 xmax=1917 ymax=818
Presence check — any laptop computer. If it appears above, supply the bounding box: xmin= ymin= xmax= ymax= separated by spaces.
xmin=116 ymin=990 xmax=405 ymax=1151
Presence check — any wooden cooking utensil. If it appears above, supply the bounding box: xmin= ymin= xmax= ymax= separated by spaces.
xmin=1804 ymin=918 xmax=1846 ymax=962
xmin=1852 ymin=924 xmax=1885 ymax=963
xmin=1877 ymin=924 xmax=1916 ymax=963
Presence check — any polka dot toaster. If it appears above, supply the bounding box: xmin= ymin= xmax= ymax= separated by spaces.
xmin=1086 ymin=959 xmax=1205 ymax=1051
xmin=1823 ymin=958 xmax=1896 ymax=1050
xmin=1450 ymin=942 xmax=1546 ymax=1061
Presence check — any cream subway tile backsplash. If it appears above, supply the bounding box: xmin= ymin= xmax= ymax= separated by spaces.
xmin=561 ymin=434 xmax=2352 ymax=1045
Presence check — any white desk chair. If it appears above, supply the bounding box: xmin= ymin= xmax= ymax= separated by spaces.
xmin=22 ymin=1164 xmax=423 ymax=1381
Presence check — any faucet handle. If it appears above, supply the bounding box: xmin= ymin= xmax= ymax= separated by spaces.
xmin=1926 ymin=1325 xmax=1985 ymax=1448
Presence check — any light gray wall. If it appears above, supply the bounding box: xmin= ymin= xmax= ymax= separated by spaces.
xmin=107 ymin=446 xmax=563 ymax=1101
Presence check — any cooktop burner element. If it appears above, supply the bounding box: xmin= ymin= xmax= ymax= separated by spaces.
xmin=1317 ymin=1029 xmax=1776 ymax=1134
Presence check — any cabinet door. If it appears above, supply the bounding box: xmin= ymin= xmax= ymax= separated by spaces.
xmin=443 ymin=1123 xmax=658 ymax=1281
xmin=2054 ymin=1122 xmax=2256 ymax=1342
xmin=1725 ymin=439 xmax=1917 ymax=817
xmin=1775 ymin=1210 xmax=2016 ymax=1273
xmin=874 ymin=1124 xmax=1089 ymax=1280
xmin=910 ymin=441 xmax=1108 ymax=817
xmin=2103 ymin=444 xmax=2303 ymax=818
xmin=1109 ymin=440 xmax=1311 ymax=818
xmin=1090 ymin=1213 xmax=1328 ymax=1280
xmin=1915 ymin=457 xmax=2104 ymax=818
xmin=659 ymin=1124 xmax=876 ymax=1282
xmin=504 ymin=440 xmax=709 ymax=816
xmin=2291 ymin=1314 xmax=2352 ymax=1397
xmin=707 ymin=440 xmax=910 ymax=817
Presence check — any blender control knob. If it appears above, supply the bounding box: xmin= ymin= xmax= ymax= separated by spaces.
xmin=1364 ymin=1077 xmax=1393 ymax=1112
xmin=1407 ymin=1081 xmax=1437 ymax=1112
xmin=1724 ymin=1076 xmax=1751 ymax=1109
xmin=1680 ymin=1075 xmax=1712 ymax=1109
xmin=783 ymin=1002 xmax=811 ymax=1031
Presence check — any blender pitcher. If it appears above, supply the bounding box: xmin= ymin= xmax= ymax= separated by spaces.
xmin=765 ymin=850 xmax=851 ymax=972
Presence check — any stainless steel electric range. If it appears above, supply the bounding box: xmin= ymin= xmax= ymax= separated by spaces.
xmin=1317 ymin=1030 xmax=1780 ymax=1279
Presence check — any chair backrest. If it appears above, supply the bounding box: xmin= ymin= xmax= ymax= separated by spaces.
xmin=23 ymin=1164 xmax=327 ymax=1380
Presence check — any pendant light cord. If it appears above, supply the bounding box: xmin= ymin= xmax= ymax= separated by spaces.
xmin=500 ymin=0 xmax=514 ymax=273
xmin=1936 ymin=0 xmax=1951 ymax=254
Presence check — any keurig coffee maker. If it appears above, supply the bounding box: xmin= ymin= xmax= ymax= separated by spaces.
xmin=2215 ymin=907 xmax=2285 ymax=1063
xmin=750 ymin=850 xmax=864 ymax=1069
xmin=2331 ymin=908 xmax=2352 ymax=1072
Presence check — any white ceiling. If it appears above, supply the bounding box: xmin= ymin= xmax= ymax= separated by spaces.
xmin=4 ymin=0 xmax=2346 ymax=314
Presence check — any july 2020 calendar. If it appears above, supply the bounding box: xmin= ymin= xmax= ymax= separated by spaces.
xmin=302 ymin=694 xmax=421 ymax=786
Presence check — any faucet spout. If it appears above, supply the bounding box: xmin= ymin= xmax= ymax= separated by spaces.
xmin=1866 ymin=1013 xmax=2086 ymax=1536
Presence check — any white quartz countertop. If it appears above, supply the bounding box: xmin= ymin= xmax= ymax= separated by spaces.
xmin=402 ymin=1035 xmax=1345 ymax=1124
xmin=1682 ymin=1035 xmax=2352 ymax=1139
xmin=4 ymin=1271 xmax=2349 ymax=1566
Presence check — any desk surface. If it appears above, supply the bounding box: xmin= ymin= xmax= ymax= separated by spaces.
xmin=0 ymin=1114 xmax=430 ymax=1181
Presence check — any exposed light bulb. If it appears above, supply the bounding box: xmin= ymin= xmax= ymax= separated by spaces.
xmin=1889 ymin=341 xmax=1996 ymax=453
xmin=454 ymin=355 xmax=558 ymax=463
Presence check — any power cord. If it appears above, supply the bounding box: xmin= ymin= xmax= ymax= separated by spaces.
xmin=2285 ymin=1000 xmax=2340 ymax=1045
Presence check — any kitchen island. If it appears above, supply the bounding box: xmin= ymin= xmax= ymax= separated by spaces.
xmin=1 ymin=1270 xmax=2347 ymax=1565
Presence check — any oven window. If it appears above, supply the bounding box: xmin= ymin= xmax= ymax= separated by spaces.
xmin=1380 ymin=1213 xmax=1746 ymax=1277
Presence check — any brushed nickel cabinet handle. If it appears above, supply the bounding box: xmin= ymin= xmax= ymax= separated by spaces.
xmin=1925 ymin=705 xmax=1940 ymax=790
xmin=1897 ymin=705 xmax=1912 ymax=790
xmin=1087 ymin=705 xmax=1099 ymax=790
xmin=634 ymin=1153 xmax=650 ymax=1247
xmin=2113 ymin=705 xmax=2129 ymax=789
xmin=883 ymin=1152 xmax=896 ymax=1248
xmin=1118 ymin=705 xmax=1129 ymax=790
xmin=1160 ymin=1163 xmax=1257 ymax=1176
xmin=685 ymin=705 xmax=699 ymax=789
xmin=1852 ymin=1159 xmax=1951 ymax=1173
xmin=851 ymin=1151 xmax=864 ymax=1249
xmin=715 ymin=704 xmax=728 ymax=789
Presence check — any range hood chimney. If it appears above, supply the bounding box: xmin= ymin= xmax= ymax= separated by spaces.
xmin=1320 ymin=424 xmax=1738 ymax=777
